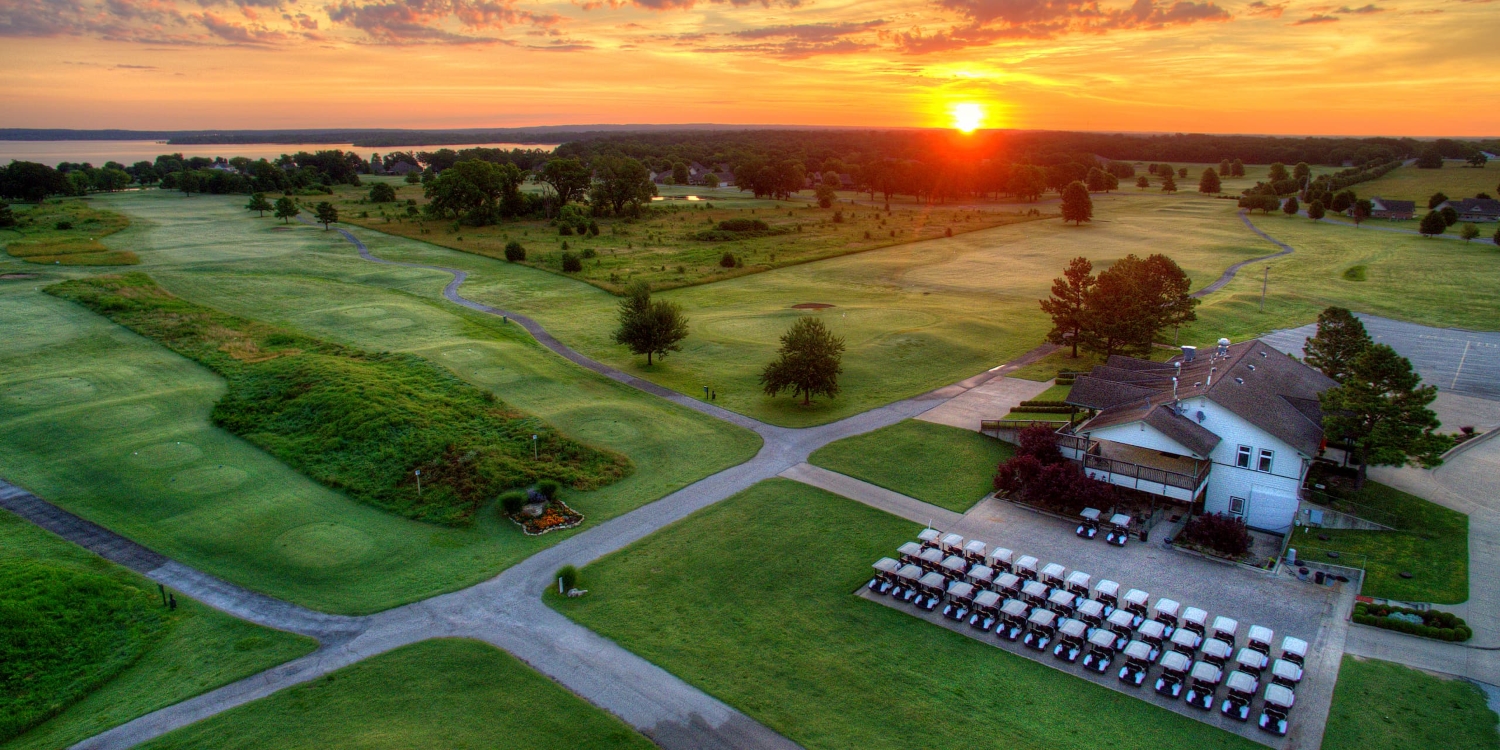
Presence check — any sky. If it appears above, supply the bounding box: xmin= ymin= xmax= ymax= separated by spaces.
xmin=1 ymin=0 xmax=1497 ymax=136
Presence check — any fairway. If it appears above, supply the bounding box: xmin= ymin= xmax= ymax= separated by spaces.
xmin=137 ymin=640 xmax=657 ymax=750
xmin=550 ymin=479 xmax=1259 ymax=750
xmin=808 ymin=419 xmax=1012 ymax=512
xmin=1323 ymin=655 xmax=1498 ymax=750
xmin=1355 ymin=161 xmax=1498 ymax=205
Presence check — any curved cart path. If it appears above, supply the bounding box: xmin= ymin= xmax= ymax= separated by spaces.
xmin=1191 ymin=211 xmax=1296 ymax=298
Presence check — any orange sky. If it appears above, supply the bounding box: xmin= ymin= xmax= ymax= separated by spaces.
xmin=1 ymin=0 xmax=1497 ymax=136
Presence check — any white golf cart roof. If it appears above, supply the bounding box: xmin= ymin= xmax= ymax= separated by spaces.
xmin=895 ymin=564 xmax=923 ymax=580
xmin=1095 ymin=579 xmax=1121 ymax=598
xmin=1059 ymin=618 xmax=1088 ymax=638
xmin=918 ymin=528 xmax=941 ymax=543
xmin=1021 ymin=581 xmax=1050 ymax=599
xmin=1281 ymin=635 xmax=1309 ymax=659
xmin=1124 ymin=589 xmax=1150 ymax=608
xmin=963 ymin=539 xmax=988 ymax=557
xmin=1028 ymin=608 xmax=1058 ymax=627
xmin=1107 ymin=609 xmax=1136 ymax=629
xmin=1160 ymin=651 xmax=1191 ymax=673
xmin=872 ymin=557 xmax=900 ymax=573
xmin=1066 ymin=571 xmax=1091 ymax=589
xmin=973 ymin=590 xmax=1002 ymax=608
xmin=1015 ymin=555 xmax=1039 ymax=572
xmin=1080 ymin=507 xmax=1102 ymax=521
xmin=918 ymin=571 xmax=949 ymax=588
xmin=947 ymin=581 xmax=975 ymax=599
xmin=1088 ymin=628 xmax=1118 ymax=648
xmin=897 ymin=542 xmax=923 ymax=557
xmin=1183 ymin=606 xmax=1209 ymax=627
xmin=1001 ymin=599 xmax=1030 ymax=617
xmin=1190 ymin=661 xmax=1224 ymax=683
xmin=996 ymin=572 xmax=1022 ymax=590
xmin=988 ymin=547 xmax=1014 ymax=566
xmin=1154 ymin=598 xmax=1181 ymax=618
xmin=940 ymin=555 xmax=968 ymax=574
xmin=1077 ymin=599 xmax=1105 ymax=618
xmin=1048 ymin=590 xmax=1076 ymax=608
xmin=1225 ymin=670 xmax=1258 ymax=693
xmin=1263 ymin=683 xmax=1296 ymax=709
xmin=1212 ymin=615 xmax=1239 ymax=637
xmin=1201 ymin=639 xmax=1233 ymax=660
xmin=1248 ymin=625 xmax=1274 ymax=646
xmin=1110 ymin=513 xmax=1132 ymax=527
xmin=1236 ymin=648 xmax=1269 ymax=671
xmin=1123 ymin=640 xmax=1153 ymax=661
xmin=968 ymin=565 xmax=996 ymax=583
xmin=919 ymin=547 xmax=945 ymax=564
xmin=1170 ymin=628 xmax=1201 ymax=649
xmin=1041 ymin=562 xmax=1067 ymax=580
xmin=1137 ymin=620 xmax=1167 ymax=640
xmin=1271 ymin=659 xmax=1303 ymax=683
xmin=941 ymin=533 xmax=965 ymax=549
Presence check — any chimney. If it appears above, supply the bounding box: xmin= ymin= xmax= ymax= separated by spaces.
xmin=1172 ymin=376 xmax=1179 ymax=400
xmin=1181 ymin=345 xmax=1196 ymax=362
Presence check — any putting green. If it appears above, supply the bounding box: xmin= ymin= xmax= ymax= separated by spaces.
xmin=169 ymin=465 xmax=249 ymax=495
xmin=273 ymin=523 xmax=376 ymax=568
xmin=131 ymin=442 xmax=204 ymax=469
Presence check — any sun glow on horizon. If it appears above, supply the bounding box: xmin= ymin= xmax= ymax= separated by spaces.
xmin=952 ymin=103 xmax=984 ymax=133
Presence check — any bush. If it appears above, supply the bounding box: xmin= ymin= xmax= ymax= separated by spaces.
xmin=536 ymin=479 xmax=561 ymax=499
xmin=557 ymin=564 xmax=579 ymax=591
xmin=499 ymin=490 xmax=526 ymax=515
xmin=580 ymin=247 xmax=597 ymax=259
xmin=559 ymin=224 xmax=574 ymax=236
xmin=716 ymin=218 xmax=768 ymax=232
xmin=588 ymin=220 xmax=600 ymax=236
xmin=55 ymin=220 xmax=73 ymax=230
xmin=504 ymin=241 xmax=525 ymax=262
xmin=1178 ymin=512 xmax=1252 ymax=557
xmin=719 ymin=252 xmax=737 ymax=268
xmin=561 ymin=253 xmax=582 ymax=273
xmin=1352 ymin=602 xmax=1470 ymax=641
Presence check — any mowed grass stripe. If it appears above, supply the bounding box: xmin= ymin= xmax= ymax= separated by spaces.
xmin=808 ymin=419 xmax=1012 ymax=512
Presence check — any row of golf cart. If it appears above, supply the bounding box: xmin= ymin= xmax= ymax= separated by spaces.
xmin=1076 ymin=507 xmax=1137 ymax=546
xmin=866 ymin=528 xmax=1308 ymax=737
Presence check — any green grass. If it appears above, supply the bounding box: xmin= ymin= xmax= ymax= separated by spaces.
xmin=551 ymin=479 xmax=1258 ymax=750
xmin=1324 ymin=655 xmax=1498 ymax=750
xmin=47 ymin=273 xmax=630 ymax=526
xmin=0 ymin=510 xmax=315 ymax=750
xmin=137 ymin=639 xmax=656 ymax=750
xmin=808 ymin=419 xmax=1012 ymax=512
xmin=1296 ymin=481 xmax=1468 ymax=603
xmin=0 ymin=191 xmax=760 ymax=614
xmin=1355 ymin=161 xmax=1499 ymax=205
xmin=1034 ymin=382 xmax=1073 ymax=401
xmin=1 ymin=199 xmax=137 ymax=266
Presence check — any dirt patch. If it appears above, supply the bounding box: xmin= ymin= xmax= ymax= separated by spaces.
xmin=791 ymin=303 xmax=836 ymax=310
xmin=0 ymin=273 xmax=40 ymax=280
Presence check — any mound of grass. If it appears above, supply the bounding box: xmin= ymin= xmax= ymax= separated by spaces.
xmin=46 ymin=273 xmax=631 ymax=526
xmin=691 ymin=217 xmax=789 ymax=241
xmin=1 ymin=199 xmax=134 ymax=266
xmin=1300 ymin=480 xmax=1468 ymax=603
xmin=1342 ymin=265 xmax=1367 ymax=281
xmin=809 ymin=419 xmax=1012 ymax=512
xmin=1324 ymin=655 xmax=1499 ymax=750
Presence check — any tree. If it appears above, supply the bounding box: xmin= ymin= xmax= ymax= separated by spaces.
xmin=1415 ymin=146 xmax=1443 ymax=169
xmin=672 ymin=162 xmax=690 ymax=185
xmin=1467 ymin=153 xmax=1489 ymax=168
xmin=1307 ymin=200 xmax=1326 ymax=221
xmin=504 ymin=241 xmax=525 ymax=261
xmin=1085 ymin=167 xmax=1110 ymax=192
xmin=1160 ymin=173 xmax=1177 ymax=193
xmin=404 ymin=171 xmax=421 ymax=185
xmin=0 ymin=202 xmax=13 ymax=228
xmin=1321 ymin=344 xmax=1451 ymax=470
xmin=702 ymin=173 xmax=719 ymax=188
xmin=1292 ymin=162 xmax=1311 ymax=183
xmin=1135 ymin=176 xmax=1150 ymax=189
xmin=1428 ymin=192 xmax=1448 ymax=209
xmin=1267 ymin=163 xmax=1289 ymax=182
xmin=1439 ymin=206 xmax=1458 ymax=227
xmin=1039 ymin=257 xmax=1094 ymax=357
xmin=246 ymin=192 xmax=272 ymax=217
xmin=1350 ymin=199 xmax=1372 ymax=226
xmin=425 ymin=159 xmax=524 ymax=224
xmin=1230 ymin=159 xmax=1246 ymax=177
xmin=1218 ymin=158 xmax=1232 ymax=175
xmin=540 ymin=158 xmax=592 ymax=211
xmin=815 ymin=182 xmax=837 ymax=208
xmin=1177 ymin=167 xmax=1188 ymax=179
xmin=761 ymin=316 xmax=845 ymax=405
xmin=1303 ymin=307 xmax=1371 ymax=383
xmin=1079 ymin=254 xmax=1198 ymax=357
xmin=178 ymin=171 xmax=200 ymax=197
xmin=0 ymin=160 xmax=71 ymax=202
xmin=369 ymin=182 xmax=397 ymax=203
xmin=1460 ymin=223 xmax=1480 ymax=242
xmin=1418 ymin=211 xmax=1447 ymax=237
xmin=589 ymin=156 xmax=655 ymax=215
xmin=1330 ymin=190 xmax=1354 ymax=213
xmin=1198 ymin=168 xmax=1221 ymax=194
xmin=1494 ymin=225 xmax=1500 ymax=247
xmin=315 ymin=201 xmax=338 ymax=229
xmin=613 ymin=282 xmax=689 ymax=366
xmin=1060 ymin=181 xmax=1092 ymax=225
xmin=1283 ymin=196 xmax=1299 ymax=216
xmin=274 ymin=196 xmax=300 ymax=224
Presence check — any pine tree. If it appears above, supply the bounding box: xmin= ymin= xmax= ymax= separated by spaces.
xmin=1136 ymin=176 xmax=1150 ymax=189
xmin=1039 ymin=257 xmax=1094 ymax=357
xmin=246 ymin=192 xmax=272 ymax=217
xmin=613 ymin=282 xmax=689 ymax=365
xmin=1060 ymin=181 xmax=1093 ymax=225
xmin=1321 ymin=344 xmax=1452 ymax=469
xmin=315 ymin=201 xmax=338 ymax=229
xmin=1198 ymin=168 xmax=1221 ymax=194
xmin=760 ymin=317 xmax=845 ymax=405
xmin=1303 ymin=307 xmax=1370 ymax=382
xmin=273 ymin=196 xmax=299 ymax=224
xmin=1160 ymin=173 xmax=1177 ymax=193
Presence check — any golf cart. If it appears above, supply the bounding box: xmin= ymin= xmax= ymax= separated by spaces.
xmin=994 ymin=572 xmax=1022 ymax=597
xmin=1065 ymin=571 xmax=1092 ymax=599
xmin=1106 ymin=609 xmax=1137 ymax=649
xmin=987 ymin=547 xmax=1014 ymax=574
xmin=1184 ymin=660 xmax=1223 ymax=710
xmin=940 ymin=554 xmax=969 ymax=581
xmin=1210 ymin=616 xmax=1239 ymax=648
xmin=1022 ymin=608 xmax=1059 ymax=651
xmin=1135 ymin=620 xmax=1167 ymax=662
xmin=1154 ymin=651 xmax=1192 ymax=699
xmin=940 ymin=532 xmax=966 ymax=555
xmin=1258 ymin=683 xmax=1295 ymax=736
xmin=1053 ymin=618 xmax=1089 ymax=662
xmin=893 ymin=564 xmax=923 ymax=602
xmin=1014 ymin=555 xmax=1039 ymax=581
xmin=1235 ymin=647 xmax=1269 ymax=680
xmin=918 ymin=527 xmax=941 ymax=549
xmin=966 ymin=564 xmax=996 ymax=590
xmin=1077 ymin=507 xmax=1101 ymax=539
xmin=1181 ymin=607 xmax=1209 ymax=640
xmin=917 ymin=546 xmax=945 ymax=572
xmin=1040 ymin=562 xmax=1067 ymax=590
xmin=1152 ymin=598 xmax=1181 ymax=637
xmin=962 ymin=539 xmax=988 ymax=565
xmin=1021 ymin=580 xmax=1050 ymax=608
xmin=1117 ymin=640 xmax=1154 ymax=686
xmin=1076 ymin=598 xmax=1106 ymax=628
xmin=1280 ymin=635 xmax=1309 ymax=667
xmin=998 ymin=598 xmax=1030 ymax=641
xmin=1169 ymin=625 xmax=1203 ymax=655
xmin=1271 ymin=658 xmax=1304 ymax=688
xmin=942 ymin=581 xmax=975 ymax=620
xmin=1046 ymin=589 xmax=1077 ymax=617
xmin=1093 ymin=579 xmax=1121 ymax=616
xmin=1247 ymin=625 xmax=1274 ymax=656
xmin=1123 ymin=588 xmax=1151 ymax=627
xmin=897 ymin=541 xmax=923 ymax=566
xmin=969 ymin=589 xmax=1002 ymax=631
xmin=1106 ymin=513 xmax=1133 ymax=546
xmin=1200 ymin=638 xmax=1233 ymax=668
xmin=916 ymin=571 xmax=948 ymax=611
xmin=1220 ymin=670 xmax=1258 ymax=721
xmin=867 ymin=557 xmax=900 ymax=594
xmin=1081 ymin=627 xmax=1119 ymax=673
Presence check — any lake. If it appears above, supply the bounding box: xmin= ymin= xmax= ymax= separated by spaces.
xmin=0 ymin=141 xmax=559 ymax=167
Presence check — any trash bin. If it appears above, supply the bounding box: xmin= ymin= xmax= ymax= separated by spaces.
xmin=1314 ymin=571 xmax=1325 ymax=585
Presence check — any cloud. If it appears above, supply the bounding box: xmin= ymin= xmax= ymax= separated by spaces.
xmin=730 ymin=20 xmax=886 ymax=42
xmin=1291 ymin=12 xmax=1339 ymax=22
xmin=327 ymin=0 xmax=558 ymax=44
xmin=655 ymin=19 xmax=883 ymax=57
xmin=1335 ymin=3 xmax=1384 ymax=11
xmin=583 ymin=0 xmax=802 ymax=10
xmin=898 ymin=0 xmax=1227 ymax=50
xmin=1242 ymin=0 xmax=1287 ymax=16
xmin=198 ymin=10 xmax=288 ymax=42
xmin=0 ymin=0 xmax=321 ymax=43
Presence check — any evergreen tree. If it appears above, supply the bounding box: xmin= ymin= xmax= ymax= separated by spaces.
xmin=273 ymin=196 xmax=299 ymax=224
xmin=1321 ymin=344 xmax=1451 ymax=469
xmin=760 ymin=317 xmax=845 ymax=405
xmin=1283 ymin=196 xmax=1299 ymax=215
xmin=613 ymin=282 xmax=689 ymax=365
xmin=1160 ymin=173 xmax=1177 ymax=193
xmin=1418 ymin=211 xmax=1447 ymax=237
xmin=1230 ymin=159 xmax=1246 ymax=177
xmin=246 ymin=192 xmax=273 ymax=217
xmin=1135 ymin=176 xmax=1150 ymax=189
xmin=1198 ymin=168 xmax=1221 ymax=194
xmin=1307 ymin=200 xmax=1326 ymax=221
xmin=1079 ymin=254 xmax=1197 ymax=357
xmin=314 ymin=201 xmax=338 ymax=229
xmin=1060 ymin=181 xmax=1093 ymax=225
xmin=1303 ymin=307 xmax=1371 ymax=382
xmin=1039 ymin=257 xmax=1094 ymax=357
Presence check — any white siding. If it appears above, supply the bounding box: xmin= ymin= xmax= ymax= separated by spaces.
xmin=1187 ymin=396 xmax=1308 ymax=533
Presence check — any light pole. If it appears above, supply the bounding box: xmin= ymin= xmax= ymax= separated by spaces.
xmin=415 ymin=469 xmax=421 ymax=496
xmin=532 ymin=434 xmax=538 ymax=460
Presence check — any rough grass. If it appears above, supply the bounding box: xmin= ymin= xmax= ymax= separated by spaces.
xmin=809 ymin=419 xmax=1012 ymax=512
xmin=46 ymin=273 xmax=631 ymax=526
xmin=137 ymin=640 xmax=656 ymax=750
xmin=0 ymin=511 xmax=314 ymax=749
xmin=551 ymin=479 xmax=1259 ymax=750
xmin=1354 ymin=161 xmax=1499 ymax=205
xmin=1323 ymin=655 xmax=1499 ymax=750
xmin=1 ymin=199 xmax=135 ymax=266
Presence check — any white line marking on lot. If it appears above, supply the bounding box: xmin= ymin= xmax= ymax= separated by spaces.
xmin=1452 ymin=340 xmax=1472 ymax=389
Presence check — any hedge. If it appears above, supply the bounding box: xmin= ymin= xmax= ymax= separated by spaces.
xmin=1352 ymin=603 xmax=1472 ymax=642
xmin=1019 ymin=399 xmax=1071 ymax=408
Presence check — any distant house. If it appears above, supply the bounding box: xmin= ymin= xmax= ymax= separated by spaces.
xmin=1367 ymin=198 xmax=1415 ymax=220
xmin=388 ymin=161 xmax=421 ymax=176
xmin=1061 ymin=339 xmax=1336 ymax=534
xmin=1435 ymin=198 xmax=1500 ymax=222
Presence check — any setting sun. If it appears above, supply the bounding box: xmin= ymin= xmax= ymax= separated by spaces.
xmin=952 ymin=103 xmax=984 ymax=133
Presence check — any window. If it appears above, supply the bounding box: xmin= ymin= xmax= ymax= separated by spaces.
xmin=1236 ymin=445 xmax=1252 ymax=468
xmin=1228 ymin=496 xmax=1246 ymax=518
xmin=1258 ymin=449 xmax=1274 ymax=473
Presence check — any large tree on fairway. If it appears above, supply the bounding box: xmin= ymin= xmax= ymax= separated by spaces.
xmin=273 ymin=196 xmax=299 ymax=224
xmin=369 ymin=182 xmax=397 ymax=203
xmin=540 ymin=158 xmax=592 ymax=210
xmin=1218 ymin=158 xmax=1232 ymax=175
xmin=1060 ymin=181 xmax=1092 ymax=225
xmin=1160 ymin=173 xmax=1177 ymax=193
xmin=589 ymin=156 xmax=655 ymax=216
xmin=1039 ymin=256 xmax=1094 ymax=357
xmin=1230 ymin=159 xmax=1246 ymax=177
xmin=1198 ymin=168 xmax=1221 ymax=194
xmin=1293 ymin=162 xmax=1311 ymax=183
xmin=1135 ymin=176 xmax=1150 ymax=189
xmin=1079 ymin=254 xmax=1198 ymax=357
xmin=1307 ymin=200 xmax=1326 ymax=220
xmin=1267 ymin=163 xmax=1289 ymax=182
xmin=315 ymin=201 xmax=338 ymax=229
xmin=613 ymin=282 xmax=689 ymax=365
xmin=761 ymin=317 xmax=845 ymax=405
xmin=1418 ymin=211 xmax=1447 ymax=237
xmin=1321 ymin=344 xmax=1451 ymax=469
xmin=1303 ymin=307 xmax=1370 ymax=382
xmin=246 ymin=192 xmax=272 ymax=217
xmin=1283 ymin=196 xmax=1299 ymax=216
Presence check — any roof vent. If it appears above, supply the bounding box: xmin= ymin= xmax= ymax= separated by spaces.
xmin=1195 ymin=410 xmax=1207 ymax=423
xmin=1181 ymin=345 xmax=1197 ymax=362
xmin=1217 ymin=337 xmax=1230 ymax=357
xmin=1247 ymin=364 xmax=1256 ymax=371
xmin=1193 ymin=381 xmax=1202 ymax=389
xmin=1260 ymin=351 xmax=1268 ymax=358
xmin=1234 ymin=377 xmax=1245 ymax=385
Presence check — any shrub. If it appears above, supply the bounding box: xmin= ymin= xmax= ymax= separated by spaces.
xmin=55 ymin=220 xmax=73 ymax=230
xmin=1178 ymin=512 xmax=1252 ymax=557
xmin=559 ymin=224 xmax=574 ymax=236
xmin=499 ymin=490 xmax=526 ymax=515
xmin=504 ymin=241 xmax=525 ymax=262
xmin=536 ymin=479 xmax=561 ymax=499
xmin=580 ymin=247 xmax=597 ymax=259
xmin=716 ymin=218 xmax=768 ymax=232
xmin=588 ymin=220 xmax=600 ymax=236
xmin=719 ymin=252 xmax=737 ymax=268
xmin=1352 ymin=602 xmax=1470 ymax=641
xmin=832 ymin=211 xmax=844 ymax=224
xmin=557 ymin=564 xmax=579 ymax=591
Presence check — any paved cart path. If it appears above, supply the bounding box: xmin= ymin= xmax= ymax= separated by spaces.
xmin=1191 ymin=211 xmax=1297 ymax=298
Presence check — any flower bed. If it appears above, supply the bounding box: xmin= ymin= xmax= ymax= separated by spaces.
xmin=1352 ymin=602 xmax=1471 ymax=642
xmin=508 ymin=500 xmax=585 ymax=536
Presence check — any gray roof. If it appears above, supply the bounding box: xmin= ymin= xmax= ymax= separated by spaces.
xmin=1440 ymin=198 xmax=1500 ymax=216
xmin=1369 ymin=198 xmax=1415 ymax=213
xmin=1144 ymin=406 xmax=1222 ymax=456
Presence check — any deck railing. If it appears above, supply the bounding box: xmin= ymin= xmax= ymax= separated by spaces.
xmin=1081 ymin=454 xmax=1209 ymax=491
